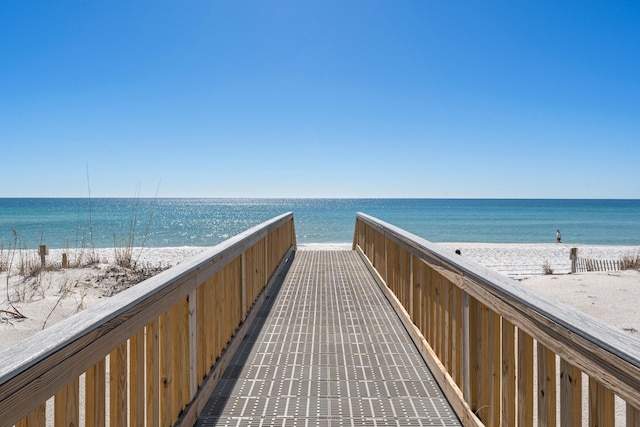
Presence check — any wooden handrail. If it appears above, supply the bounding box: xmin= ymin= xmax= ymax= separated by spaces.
xmin=0 ymin=212 xmax=296 ymax=427
xmin=353 ymin=212 xmax=640 ymax=426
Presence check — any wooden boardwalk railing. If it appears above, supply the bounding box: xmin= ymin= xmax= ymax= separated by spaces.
xmin=0 ymin=213 xmax=296 ymax=427
xmin=353 ymin=212 xmax=640 ymax=427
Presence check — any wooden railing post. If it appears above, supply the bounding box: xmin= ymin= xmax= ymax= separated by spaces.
xmin=502 ymin=319 xmax=516 ymax=426
xmin=189 ymin=290 xmax=197 ymax=400
xmin=242 ymin=252 xmax=247 ymax=320
xmin=384 ymin=231 xmax=388 ymax=284
xmin=265 ymin=234 xmax=269 ymax=293
xmin=409 ymin=255 xmax=414 ymax=319
xmin=462 ymin=290 xmax=471 ymax=402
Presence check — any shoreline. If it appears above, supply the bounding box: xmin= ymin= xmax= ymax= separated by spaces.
xmin=4 ymin=241 xmax=637 ymax=277
xmin=3 ymin=241 xmax=637 ymax=280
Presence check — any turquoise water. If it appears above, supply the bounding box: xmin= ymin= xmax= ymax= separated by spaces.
xmin=0 ymin=198 xmax=639 ymax=249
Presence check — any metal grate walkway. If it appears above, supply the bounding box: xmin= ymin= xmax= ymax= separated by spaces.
xmin=196 ymin=250 xmax=461 ymax=426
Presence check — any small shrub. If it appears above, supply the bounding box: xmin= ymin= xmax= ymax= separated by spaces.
xmin=114 ymin=243 xmax=133 ymax=269
xmin=0 ymin=245 xmax=8 ymax=272
xmin=620 ymin=253 xmax=640 ymax=270
xmin=85 ymin=250 xmax=100 ymax=266
xmin=18 ymin=249 xmax=41 ymax=278
xmin=58 ymin=275 xmax=73 ymax=295
xmin=542 ymin=260 xmax=554 ymax=275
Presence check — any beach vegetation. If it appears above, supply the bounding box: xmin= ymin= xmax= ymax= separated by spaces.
xmin=86 ymin=250 xmax=101 ymax=266
xmin=18 ymin=247 xmax=42 ymax=278
xmin=620 ymin=253 xmax=640 ymax=270
xmin=57 ymin=275 xmax=74 ymax=296
xmin=64 ymin=246 xmax=101 ymax=268
xmin=42 ymin=284 xmax=72 ymax=330
xmin=74 ymin=287 xmax=88 ymax=313
xmin=1 ymin=185 xmax=163 ymax=325
xmin=0 ymin=245 xmax=8 ymax=273
xmin=542 ymin=260 xmax=554 ymax=275
xmin=113 ymin=185 xmax=159 ymax=271
xmin=2 ymin=230 xmax=27 ymax=319
xmin=114 ymin=237 xmax=134 ymax=269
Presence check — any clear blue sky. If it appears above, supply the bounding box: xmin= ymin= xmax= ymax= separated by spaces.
xmin=1 ymin=1 xmax=639 ymax=198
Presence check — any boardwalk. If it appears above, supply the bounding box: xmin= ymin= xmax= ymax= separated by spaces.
xmin=4 ymin=213 xmax=640 ymax=426
xmin=196 ymin=250 xmax=461 ymax=426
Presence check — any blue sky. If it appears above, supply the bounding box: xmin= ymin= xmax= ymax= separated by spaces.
xmin=1 ymin=1 xmax=639 ymax=198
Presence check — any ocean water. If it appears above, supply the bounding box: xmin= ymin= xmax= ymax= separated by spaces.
xmin=0 ymin=198 xmax=639 ymax=249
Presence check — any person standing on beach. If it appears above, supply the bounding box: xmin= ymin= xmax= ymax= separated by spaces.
xmin=556 ymin=229 xmax=562 ymax=243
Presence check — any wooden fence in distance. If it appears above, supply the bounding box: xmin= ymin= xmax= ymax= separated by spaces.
xmin=0 ymin=213 xmax=296 ymax=427
xmin=574 ymin=257 xmax=622 ymax=273
xmin=570 ymin=247 xmax=625 ymax=273
xmin=353 ymin=212 xmax=640 ymax=427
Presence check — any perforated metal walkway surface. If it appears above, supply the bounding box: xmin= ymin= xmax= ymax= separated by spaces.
xmin=196 ymin=250 xmax=461 ymax=426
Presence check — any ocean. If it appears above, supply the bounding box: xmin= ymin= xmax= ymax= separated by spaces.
xmin=0 ymin=198 xmax=639 ymax=249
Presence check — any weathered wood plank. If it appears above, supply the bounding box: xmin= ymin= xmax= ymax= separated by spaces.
xmin=451 ymin=284 xmax=459 ymax=384
xmin=206 ymin=279 xmax=214 ymax=371
xmin=589 ymin=378 xmax=614 ymax=427
xmin=160 ymin=310 xmax=171 ymax=426
xmin=130 ymin=328 xmax=145 ymax=427
xmin=171 ymin=302 xmax=183 ymax=422
xmin=444 ymin=278 xmax=451 ymax=373
xmin=538 ymin=343 xmax=556 ymax=427
xmin=55 ymin=377 xmax=79 ymax=427
xmin=462 ymin=290 xmax=470 ymax=401
xmin=469 ymin=296 xmax=480 ymax=414
xmin=560 ymin=358 xmax=582 ymax=427
xmin=501 ymin=319 xmax=515 ymax=427
xmin=196 ymin=284 xmax=205 ymax=383
xmin=109 ymin=342 xmax=127 ymax=427
xmin=189 ymin=289 xmax=197 ymax=401
xmin=181 ymin=296 xmax=191 ymax=410
xmin=518 ymin=329 xmax=534 ymax=427
xmin=16 ymin=403 xmax=46 ymax=427
xmin=489 ymin=309 xmax=501 ymax=427
xmin=479 ymin=304 xmax=490 ymax=423
xmin=412 ymin=255 xmax=421 ymax=332
xmin=146 ymin=319 xmax=159 ymax=427
xmin=437 ymin=272 xmax=445 ymax=360
xmin=215 ymin=270 xmax=223 ymax=364
xmin=428 ymin=265 xmax=436 ymax=351
xmin=627 ymin=403 xmax=640 ymax=427
xmin=86 ymin=359 xmax=105 ymax=427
